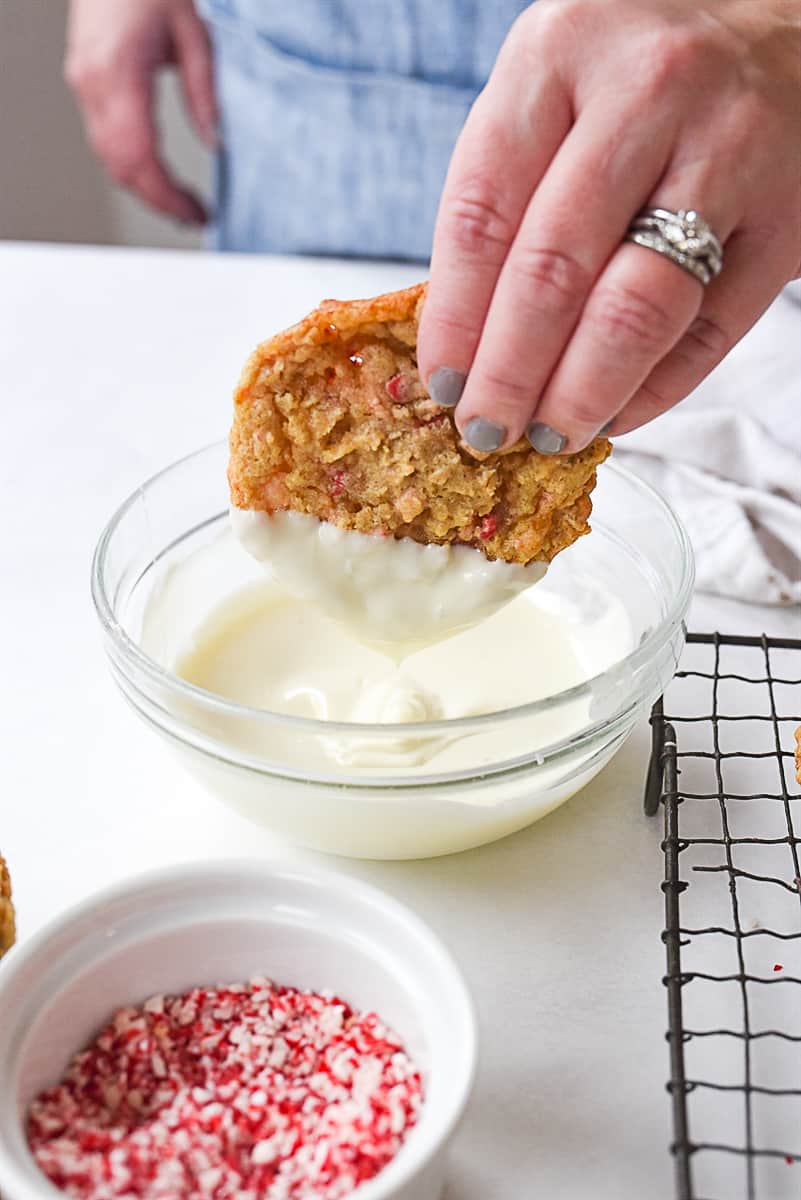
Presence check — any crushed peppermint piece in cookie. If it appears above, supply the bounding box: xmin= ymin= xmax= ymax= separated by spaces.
xmin=479 ymin=514 xmax=498 ymax=540
xmin=385 ymin=372 xmax=408 ymax=402
xmin=27 ymin=979 xmax=422 ymax=1200
xmin=330 ymin=469 xmax=347 ymax=499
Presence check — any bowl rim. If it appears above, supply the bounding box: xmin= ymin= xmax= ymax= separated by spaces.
xmin=0 ymin=858 xmax=477 ymax=1200
xmin=90 ymin=442 xmax=694 ymax=738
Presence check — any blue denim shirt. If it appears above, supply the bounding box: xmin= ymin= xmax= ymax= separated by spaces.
xmin=200 ymin=1 xmax=532 ymax=259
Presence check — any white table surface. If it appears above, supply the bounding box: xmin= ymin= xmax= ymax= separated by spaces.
xmin=1 ymin=241 xmax=799 ymax=1200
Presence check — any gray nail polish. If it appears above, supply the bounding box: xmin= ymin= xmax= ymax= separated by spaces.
xmin=428 ymin=367 xmax=466 ymax=408
xmin=463 ymin=416 xmax=506 ymax=452
xmin=527 ymin=421 xmax=568 ymax=455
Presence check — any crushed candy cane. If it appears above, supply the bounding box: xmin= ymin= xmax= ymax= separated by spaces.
xmin=479 ymin=514 xmax=497 ymax=540
xmin=385 ymin=373 xmax=408 ymax=403
xmin=27 ymin=979 xmax=423 ymax=1200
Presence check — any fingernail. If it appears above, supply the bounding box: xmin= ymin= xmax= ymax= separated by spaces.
xmin=463 ymin=417 xmax=506 ymax=452
xmin=526 ymin=421 xmax=568 ymax=455
xmin=428 ymin=367 xmax=466 ymax=408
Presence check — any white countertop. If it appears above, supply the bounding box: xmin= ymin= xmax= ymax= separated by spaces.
xmin=1 ymin=241 xmax=798 ymax=1200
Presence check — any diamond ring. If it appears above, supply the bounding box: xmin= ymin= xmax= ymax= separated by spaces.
xmin=626 ymin=208 xmax=724 ymax=286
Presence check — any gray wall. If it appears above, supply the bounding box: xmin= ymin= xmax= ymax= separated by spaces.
xmin=0 ymin=0 xmax=205 ymax=248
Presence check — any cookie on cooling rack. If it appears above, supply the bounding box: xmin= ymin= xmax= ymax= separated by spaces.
xmin=0 ymin=851 xmax=15 ymax=959
xmin=795 ymin=725 xmax=800 ymax=786
xmin=228 ymin=283 xmax=611 ymax=567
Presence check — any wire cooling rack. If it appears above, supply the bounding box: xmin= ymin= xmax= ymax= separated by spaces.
xmin=644 ymin=632 xmax=801 ymax=1200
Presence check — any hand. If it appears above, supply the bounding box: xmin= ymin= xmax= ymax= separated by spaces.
xmin=418 ymin=0 xmax=801 ymax=454
xmin=65 ymin=0 xmax=216 ymax=224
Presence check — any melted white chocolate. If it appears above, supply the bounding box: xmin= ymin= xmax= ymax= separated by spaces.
xmin=173 ymin=580 xmax=610 ymax=769
xmin=230 ymin=508 xmax=547 ymax=655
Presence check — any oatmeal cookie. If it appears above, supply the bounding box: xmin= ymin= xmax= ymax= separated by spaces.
xmin=229 ymin=283 xmax=611 ymax=566
xmin=795 ymin=725 xmax=801 ymax=786
xmin=0 ymin=851 xmax=14 ymax=959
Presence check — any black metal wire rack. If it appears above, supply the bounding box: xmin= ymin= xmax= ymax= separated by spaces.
xmin=644 ymin=632 xmax=801 ymax=1200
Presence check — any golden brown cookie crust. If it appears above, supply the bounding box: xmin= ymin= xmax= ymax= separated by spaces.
xmin=0 ymin=852 xmax=15 ymax=959
xmin=229 ymin=283 xmax=611 ymax=566
xmin=795 ymin=725 xmax=801 ymax=786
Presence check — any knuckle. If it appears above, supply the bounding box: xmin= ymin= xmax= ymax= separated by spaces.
xmin=589 ymin=285 xmax=673 ymax=352
xmin=98 ymin=123 xmax=153 ymax=173
xmin=503 ymin=5 xmax=541 ymax=51
xmin=518 ymin=0 xmax=583 ymax=46
xmin=650 ymin=30 xmax=707 ymax=80
xmin=632 ymin=382 xmax=673 ymax=422
xmin=562 ymin=397 xmax=611 ymax=430
xmin=681 ymin=314 xmax=730 ymax=362
xmin=63 ymin=51 xmax=119 ymax=97
xmin=632 ymin=30 xmax=711 ymax=101
xmin=730 ymin=93 xmax=773 ymax=143
xmin=63 ymin=54 xmax=95 ymax=94
xmin=496 ymin=2 xmax=586 ymax=81
xmin=474 ymin=366 xmax=533 ymax=405
xmin=509 ymin=246 xmax=590 ymax=315
xmin=64 ymin=39 xmax=140 ymax=98
xmin=101 ymin=144 xmax=150 ymax=184
xmin=427 ymin=306 xmax=483 ymax=345
xmin=445 ymin=182 xmax=517 ymax=262
xmin=748 ymin=205 xmax=799 ymax=257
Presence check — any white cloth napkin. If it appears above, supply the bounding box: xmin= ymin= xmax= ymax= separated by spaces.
xmin=613 ymin=283 xmax=801 ymax=606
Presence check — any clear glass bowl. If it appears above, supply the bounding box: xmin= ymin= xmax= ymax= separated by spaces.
xmin=91 ymin=442 xmax=693 ymax=859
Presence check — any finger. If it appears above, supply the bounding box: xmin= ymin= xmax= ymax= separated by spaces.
xmin=85 ymin=73 xmax=206 ymax=223
xmin=130 ymin=157 xmax=207 ymax=223
xmin=527 ymin=193 xmax=741 ymax=452
xmin=452 ymin=99 xmax=677 ymax=451
xmin=607 ymin=229 xmax=795 ymax=436
xmin=529 ymin=247 xmax=702 ymax=450
xmin=172 ymin=3 xmax=218 ymax=149
xmin=417 ymin=45 xmax=572 ymax=407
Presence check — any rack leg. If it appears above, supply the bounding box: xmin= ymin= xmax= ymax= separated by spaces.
xmin=644 ymin=696 xmax=666 ymax=816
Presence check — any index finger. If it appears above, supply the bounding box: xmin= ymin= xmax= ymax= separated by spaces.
xmin=417 ymin=40 xmax=571 ymax=408
xmin=450 ymin=95 xmax=676 ymax=451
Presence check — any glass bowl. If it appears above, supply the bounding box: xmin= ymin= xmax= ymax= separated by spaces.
xmin=91 ymin=442 xmax=693 ymax=859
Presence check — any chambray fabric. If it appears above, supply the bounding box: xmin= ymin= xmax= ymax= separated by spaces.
xmin=199 ymin=1 xmax=532 ymax=259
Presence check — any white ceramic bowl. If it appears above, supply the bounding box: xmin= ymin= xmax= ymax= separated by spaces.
xmin=92 ymin=443 xmax=694 ymax=859
xmin=0 ymin=860 xmax=476 ymax=1200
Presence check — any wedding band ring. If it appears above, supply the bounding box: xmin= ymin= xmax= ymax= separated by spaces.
xmin=625 ymin=208 xmax=724 ymax=286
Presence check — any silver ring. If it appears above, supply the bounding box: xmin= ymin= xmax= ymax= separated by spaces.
xmin=625 ymin=208 xmax=724 ymax=286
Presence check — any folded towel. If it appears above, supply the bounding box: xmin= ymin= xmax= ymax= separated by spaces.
xmin=614 ymin=283 xmax=801 ymax=606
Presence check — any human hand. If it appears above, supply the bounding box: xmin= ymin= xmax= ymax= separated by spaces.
xmin=65 ymin=0 xmax=216 ymax=224
xmin=418 ymin=0 xmax=801 ymax=453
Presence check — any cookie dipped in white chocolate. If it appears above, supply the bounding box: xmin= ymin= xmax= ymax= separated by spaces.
xmin=230 ymin=508 xmax=547 ymax=656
